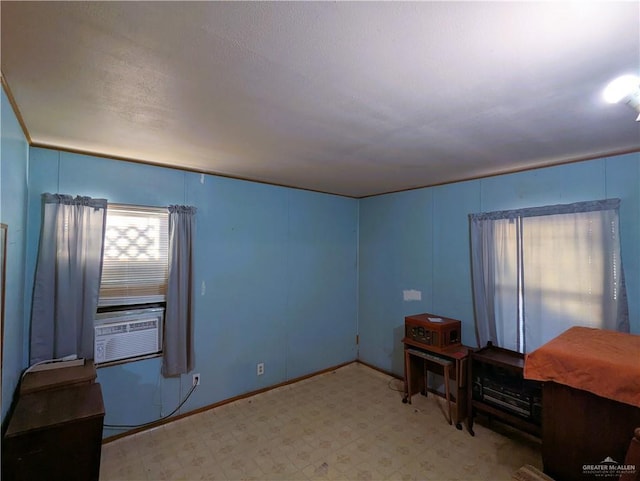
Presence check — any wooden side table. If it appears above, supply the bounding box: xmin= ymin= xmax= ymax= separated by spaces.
xmin=402 ymin=339 xmax=469 ymax=429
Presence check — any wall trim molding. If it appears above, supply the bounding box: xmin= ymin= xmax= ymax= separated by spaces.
xmin=356 ymin=359 xmax=401 ymax=380
xmin=3 ymin=68 xmax=639 ymax=200
xmin=29 ymin=142 xmax=359 ymax=199
xmin=0 ymin=73 xmax=32 ymax=144
xmin=359 ymin=147 xmax=640 ymax=198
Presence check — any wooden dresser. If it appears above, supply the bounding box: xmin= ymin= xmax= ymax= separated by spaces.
xmin=524 ymin=327 xmax=640 ymax=481
xmin=2 ymin=361 xmax=105 ymax=481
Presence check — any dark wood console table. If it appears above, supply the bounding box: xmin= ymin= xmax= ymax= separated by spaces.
xmin=467 ymin=343 xmax=541 ymax=437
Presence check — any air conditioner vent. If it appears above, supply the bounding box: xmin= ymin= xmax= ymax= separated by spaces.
xmin=94 ymin=307 xmax=163 ymax=364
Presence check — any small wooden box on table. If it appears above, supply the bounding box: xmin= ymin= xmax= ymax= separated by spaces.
xmin=404 ymin=313 xmax=462 ymax=350
xmin=402 ymin=313 xmax=469 ymax=430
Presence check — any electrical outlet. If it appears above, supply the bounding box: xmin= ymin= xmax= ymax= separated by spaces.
xmin=192 ymin=373 xmax=200 ymax=386
xmin=257 ymin=362 xmax=265 ymax=376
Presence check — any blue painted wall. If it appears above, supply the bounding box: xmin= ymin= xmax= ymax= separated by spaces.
xmin=1 ymin=87 xmax=29 ymax=422
xmin=358 ymin=154 xmax=640 ymax=375
xmin=10 ymin=136 xmax=640 ymax=431
xmin=24 ymin=148 xmax=358 ymax=435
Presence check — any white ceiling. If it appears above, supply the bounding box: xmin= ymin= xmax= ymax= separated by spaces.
xmin=2 ymin=1 xmax=639 ymax=197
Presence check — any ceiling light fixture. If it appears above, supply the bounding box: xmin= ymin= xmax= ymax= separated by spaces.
xmin=603 ymin=74 xmax=640 ymax=121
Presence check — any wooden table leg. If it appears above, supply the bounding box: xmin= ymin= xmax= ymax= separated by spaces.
xmin=444 ymin=363 xmax=452 ymax=425
xmin=423 ymin=359 xmax=428 ymax=397
xmin=402 ymin=349 xmax=411 ymax=404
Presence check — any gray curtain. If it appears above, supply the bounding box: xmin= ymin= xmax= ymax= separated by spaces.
xmin=30 ymin=194 xmax=107 ymax=364
xmin=162 ymin=205 xmax=197 ymax=377
xmin=469 ymin=215 xmax=504 ymax=349
xmin=470 ymin=199 xmax=629 ymax=353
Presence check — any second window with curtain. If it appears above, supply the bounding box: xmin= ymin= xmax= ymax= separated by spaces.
xmin=470 ymin=199 xmax=629 ymax=353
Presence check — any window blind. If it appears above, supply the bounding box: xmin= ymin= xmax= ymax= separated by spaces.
xmin=99 ymin=204 xmax=169 ymax=307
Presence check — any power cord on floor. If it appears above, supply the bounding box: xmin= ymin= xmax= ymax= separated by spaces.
xmin=103 ymin=383 xmax=198 ymax=429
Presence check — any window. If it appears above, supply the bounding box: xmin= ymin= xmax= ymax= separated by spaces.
xmin=99 ymin=204 xmax=169 ymax=307
xmin=470 ymin=199 xmax=629 ymax=353
xmin=95 ymin=204 xmax=168 ymax=365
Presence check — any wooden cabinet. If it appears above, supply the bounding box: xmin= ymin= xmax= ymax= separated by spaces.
xmin=2 ymin=363 xmax=105 ymax=481
xmin=466 ymin=342 xmax=541 ymax=437
xmin=523 ymin=326 xmax=640 ymax=480
xmin=542 ymin=382 xmax=640 ymax=481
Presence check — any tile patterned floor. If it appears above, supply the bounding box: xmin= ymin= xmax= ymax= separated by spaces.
xmin=100 ymin=363 xmax=542 ymax=480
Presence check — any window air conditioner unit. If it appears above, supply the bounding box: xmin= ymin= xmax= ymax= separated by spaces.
xmin=94 ymin=307 xmax=164 ymax=364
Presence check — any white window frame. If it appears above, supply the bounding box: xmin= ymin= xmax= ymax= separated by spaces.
xmin=98 ymin=204 xmax=169 ymax=308
xmin=95 ymin=204 xmax=169 ymax=365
